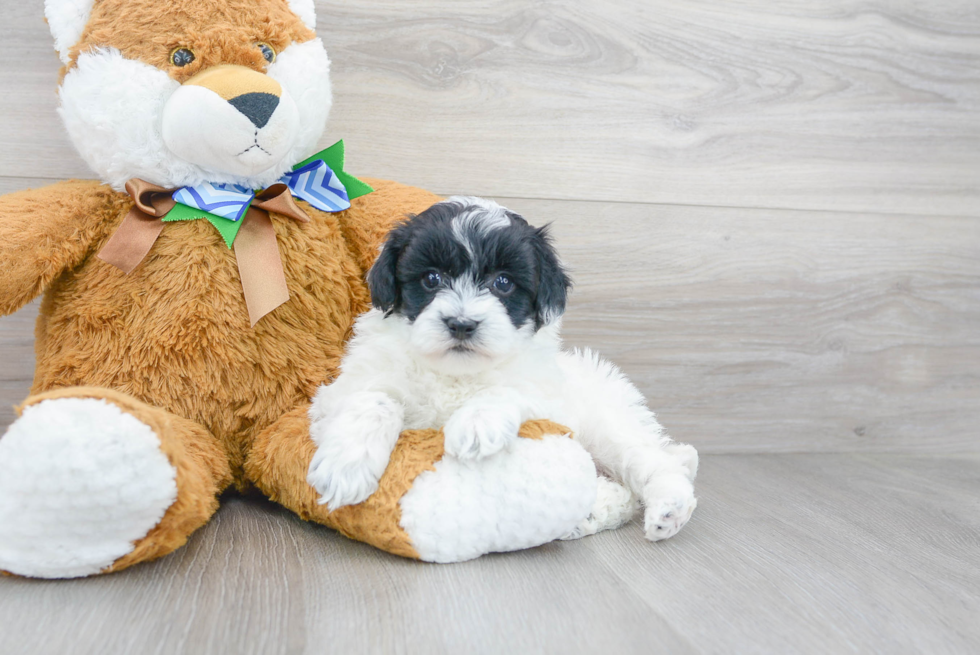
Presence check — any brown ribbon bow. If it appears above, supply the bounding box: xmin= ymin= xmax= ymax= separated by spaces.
xmin=98 ymin=179 xmax=310 ymax=326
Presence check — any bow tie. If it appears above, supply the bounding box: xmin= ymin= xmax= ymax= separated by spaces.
xmin=97 ymin=140 xmax=373 ymax=326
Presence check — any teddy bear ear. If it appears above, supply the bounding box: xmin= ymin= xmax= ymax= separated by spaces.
xmin=44 ymin=0 xmax=95 ymax=65
xmin=287 ymin=0 xmax=317 ymax=30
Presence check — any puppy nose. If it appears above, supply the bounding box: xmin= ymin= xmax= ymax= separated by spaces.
xmin=228 ymin=92 xmax=279 ymax=128
xmin=445 ymin=317 xmax=479 ymax=340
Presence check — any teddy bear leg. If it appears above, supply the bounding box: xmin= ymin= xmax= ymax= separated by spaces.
xmin=246 ymin=407 xmax=598 ymax=563
xmin=0 ymin=387 xmax=232 ymax=579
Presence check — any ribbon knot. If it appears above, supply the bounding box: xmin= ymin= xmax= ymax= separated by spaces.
xmin=97 ymin=140 xmax=372 ymax=326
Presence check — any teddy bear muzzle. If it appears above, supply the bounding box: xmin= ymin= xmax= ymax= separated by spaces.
xmin=161 ymin=64 xmax=300 ymax=177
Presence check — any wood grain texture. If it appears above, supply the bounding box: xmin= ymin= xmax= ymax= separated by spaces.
xmin=497 ymin=197 xmax=980 ymax=454
xmin=0 ymin=453 xmax=976 ymax=655
xmin=1 ymin=1 xmax=979 ymax=215
xmin=1 ymin=197 xmax=977 ymax=453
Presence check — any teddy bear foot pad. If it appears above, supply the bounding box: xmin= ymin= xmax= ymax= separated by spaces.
xmin=0 ymin=397 xmax=177 ymax=578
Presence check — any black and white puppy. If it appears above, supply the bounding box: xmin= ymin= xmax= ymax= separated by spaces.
xmin=307 ymin=197 xmax=698 ymax=542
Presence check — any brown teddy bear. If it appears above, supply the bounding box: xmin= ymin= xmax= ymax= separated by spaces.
xmin=0 ymin=0 xmax=607 ymax=578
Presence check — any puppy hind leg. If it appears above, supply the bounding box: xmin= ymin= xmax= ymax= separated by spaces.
xmin=557 ymin=349 xmax=697 ymax=542
xmin=664 ymin=442 xmax=699 ymax=482
xmin=561 ymin=475 xmax=638 ymax=540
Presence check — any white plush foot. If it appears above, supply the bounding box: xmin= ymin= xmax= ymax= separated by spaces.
xmin=664 ymin=442 xmax=699 ymax=481
xmin=443 ymin=400 xmax=521 ymax=460
xmin=400 ymin=435 xmax=597 ymax=562
xmin=561 ymin=475 xmax=638 ymax=540
xmin=0 ymin=398 xmax=178 ymax=579
xmin=642 ymin=473 xmax=697 ymax=542
xmin=307 ymin=392 xmax=404 ymax=510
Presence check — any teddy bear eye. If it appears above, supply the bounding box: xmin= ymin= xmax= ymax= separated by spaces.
xmin=170 ymin=48 xmax=195 ymax=67
xmin=257 ymin=43 xmax=276 ymax=64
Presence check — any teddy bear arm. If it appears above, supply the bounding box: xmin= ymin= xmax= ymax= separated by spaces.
xmin=245 ymin=406 xmax=597 ymax=562
xmin=0 ymin=180 xmax=118 ymax=316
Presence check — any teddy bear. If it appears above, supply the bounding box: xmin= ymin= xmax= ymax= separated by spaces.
xmin=0 ymin=0 xmax=624 ymax=578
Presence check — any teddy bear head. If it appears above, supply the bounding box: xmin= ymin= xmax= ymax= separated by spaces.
xmin=46 ymin=0 xmax=332 ymax=191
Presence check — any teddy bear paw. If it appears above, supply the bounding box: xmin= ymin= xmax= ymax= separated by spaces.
xmin=0 ymin=398 xmax=177 ymax=578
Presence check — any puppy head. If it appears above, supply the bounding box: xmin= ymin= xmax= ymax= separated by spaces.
xmin=368 ymin=197 xmax=570 ymax=372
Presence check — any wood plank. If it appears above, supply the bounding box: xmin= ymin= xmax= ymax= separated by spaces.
xmin=1 ymin=1 xmax=978 ymax=215
xmin=583 ymin=453 xmax=980 ymax=654
xmin=502 ymin=197 xmax=980 ymax=454
xmin=2 ymin=198 xmax=978 ymax=454
xmin=0 ymin=453 xmax=975 ymax=654
xmin=0 ymin=178 xmax=62 ymax=195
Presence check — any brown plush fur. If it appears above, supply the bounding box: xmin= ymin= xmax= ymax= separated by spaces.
xmin=0 ymin=177 xmax=441 ymax=570
xmin=246 ymin=412 xmax=574 ymax=559
xmin=65 ymin=0 xmax=315 ymax=80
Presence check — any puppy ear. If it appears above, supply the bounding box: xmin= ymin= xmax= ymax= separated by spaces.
xmin=530 ymin=224 xmax=571 ymax=329
xmin=367 ymin=218 xmax=412 ymax=315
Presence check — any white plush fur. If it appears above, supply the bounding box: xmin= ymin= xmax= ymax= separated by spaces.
xmin=400 ymin=433 xmax=598 ymax=563
xmin=161 ymin=83 xmax=301 ymax=178
xmin=0 ymin=399 xmax=178 ymax=579
xmin=59 ymin=39 xmax=332 ymax=191
xmin=45 ymin=0 xmax=95 ymax=64
xmin=287 ymin=0 xmax=317 ymax=30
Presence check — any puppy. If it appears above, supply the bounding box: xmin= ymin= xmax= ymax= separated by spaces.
xmin=307 ymin=197 xmax=699 ymax=541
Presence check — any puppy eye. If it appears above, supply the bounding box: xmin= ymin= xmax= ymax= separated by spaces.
xmin=170 ymin=48 xmax=196 ymax=67
xmin=257 ymin=43 xmax=276 ymax=63
xmin=492 ymin=274 xmax=515 ymax=296
xmin=421 ymin=271 xmax=443 ymax=291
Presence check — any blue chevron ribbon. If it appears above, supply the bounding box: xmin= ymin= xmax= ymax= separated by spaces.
xmin=172 ymin=183 xmax=255 ymax=222
xmin=166 ymin=141 xmax=372 ymax=248
xmin=172 ymin=161 xmax=349 ymax=224
xmin=280 ymin=159 xmax=351 ymax=212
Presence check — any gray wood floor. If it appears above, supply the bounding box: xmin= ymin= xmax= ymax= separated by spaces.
xmin=1 ymin=454 xmax=977 ymax=655
xmin=1 ymin=0 xmax=978 ymax=653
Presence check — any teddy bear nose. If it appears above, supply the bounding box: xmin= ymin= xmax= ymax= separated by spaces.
xmin=228 ymin=92 xmax=280 ymax=129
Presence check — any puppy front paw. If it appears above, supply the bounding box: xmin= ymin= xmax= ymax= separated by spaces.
xmin=307 ymin=451 xmax=383 ymax=510
xmin=306 ymin=392 xmax=403 ymax=510
xmin=642 ymin=474 xmax=697 ymax=542
xmin=443 ymin=402 xmax=521 ymax=460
